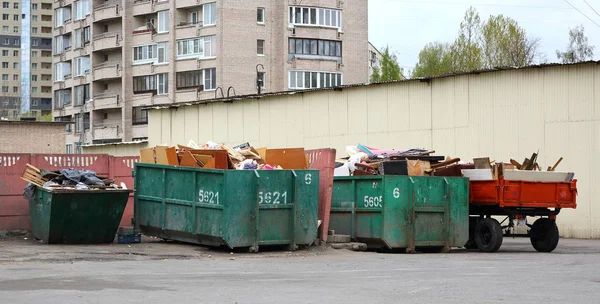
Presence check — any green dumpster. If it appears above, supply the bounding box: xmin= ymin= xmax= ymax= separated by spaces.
xmin=29 ymin=187 xmax=131 ymax=244
xmin=134 ymin=163 xmax=319 ymax=252
xmin=329 ymin=176 xmax=469 ymax=252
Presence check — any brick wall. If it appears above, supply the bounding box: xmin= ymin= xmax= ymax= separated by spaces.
xmin=0 ymin=122 xmax=67 ymax=154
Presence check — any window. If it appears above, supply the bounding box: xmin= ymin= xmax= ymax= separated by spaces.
xmin=257 ymin=7 xmax=265 ymax=23
xmin=32 ymin=51 xmax=38 ymax=57
xmin=74 ymin=84 xmax=90 ymax=105
xmin=133 ymin=75 xmax=157 ymax=94
xmin=157 ymin=10 xmax=169 ymax=33
xmin=55 ymin=35 xmax=70 ymax=54
xmin=2 ymin=38 xmax=8 ymax=45
xmin=157 ymin=73 xmax=168 ymax=95
xmin=1 ymin=74 xmax=6 ymax=80
xmin=133 ymin=107 xmax=148 ymax=125
xmin=73 ymin=26 xmax=90 ymax=48
xmin=288 ymin=71 xmax=342 ymax=89
xmin=32 ymin=100 xmax=38 ymax=106
xmin=54 ymin=7 xmax=71 ymax=27
xmin=54 ymin=89 xmax=72 ymax=109
xmin=176 ymin=35 xmax=215 ymax=59
xmin=289 ymin=38 xmax=342 ymax=57
xmin=74 ymin=0 xmax=90 ymax=20
xmin=1 ymin=86 xmax=7 ymax=93
xmin=13 ymin=2 xmax=17 ymax=9
xmin=31 ymin=27 xmax=38 ymax=34
xmin=31 ymin=63 xmax=37 ymax=69
xmin=54 ymin=62 xmax=71 ymax=81
xmin=13 ymin=50 xmax=17 ymax=56
xmin=257 ymin=72 xmax=265 ymax=88
xmin=2 ymin=2 xmax=8 ymax=8
xmin=133 ymin=42 xmax=169 ymax=64
xmin=73 ymin=56 xmax=90 ymax=77
xmin=32 ymin=15 xmax=37 ymax=21
xmin=13 ymin=38 xmax=19 ymax=45
xmin=175 ymin=69 xmax=217 ymax=91
xmin=1 ymin=50 xmax=6 ymax=56
xmin=189 ymin=11 xmax=198 ymax=24
xmin=1 ymin=62 xmax=7 ymax=68
xmin=13 ymin=74 xmax=18 ymax=81
xmin=32 ymin=39 xmax=39 ymax=46
xmin=13 ymin=14 xmax=18 ymax=21
xmin=31 ymin=75 xmax=37 ymax=81
xmin=2 ymin=14 xmax=8 ymax=20
xmin=203 ymin=2 xmax=216 ymax=25
xmin=12 ymin=86 xmax=18 ymax=93
xmin=32 ymin=3 xmax=38 ymax=9
xmin=289 ymin=6 xmax=342 ymax=30
xmin=1 ymin=26 xmax=7 ymax=32
xmin=66 ymin=144 xmax=73 ymax=154
xmin=31 ymin=87 xmax=38 ymax=94
xmin=74 ymin=113 xmax=89 ymax=133
xmin=257 ymin=40 xmax=265 ymax=55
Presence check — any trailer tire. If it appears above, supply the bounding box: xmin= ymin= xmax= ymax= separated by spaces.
xmin=475 ymin=218 xmax=503 ymax=253
xmin=530 ymin=218 xmax=559 ymax=253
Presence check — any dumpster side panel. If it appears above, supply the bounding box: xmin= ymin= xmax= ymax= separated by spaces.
xmin=354 ymin=178 xmax=384 ymax=242
xmin=256 ymin=170 xmax=294 ymax=246
xmin=449 ymin=178 xmax=469 ymax=247
xmin=194 ymin=170 xmax=226 ymax=244
xmin=222 ymin=170 xmax=255 ymax=248
xmin=382 ymin=176 xmax=411 ymax=248
xmin=164 ymin=169 xmax=198 ymax=233
xmin=293 ymin=170 xmax=319 ymax=245
xmin=29 ymin=189 xmax=51 ymax=243
xmin=412 ymin=177 xmax=447 ymax=246
xmin=329 ymin=178 xmax=355 ymax=236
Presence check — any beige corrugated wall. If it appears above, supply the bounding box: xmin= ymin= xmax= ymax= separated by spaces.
xmin=82 ymin=142 xmax=150 ymax=156
xmin=149 ymin=63 xmax=600 ymax=238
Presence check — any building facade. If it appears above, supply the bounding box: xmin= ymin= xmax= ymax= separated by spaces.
xmin=0 ymin=0 xmax=53 ymax=119
xmin=0 ymin=120 xmax=67 ymax=153
xmin=52 ymin=0 xmax=368 ymax=150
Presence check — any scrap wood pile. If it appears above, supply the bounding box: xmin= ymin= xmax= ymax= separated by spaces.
xmin=140 ymin=140 xmax=310 ymax=170
xmin=335 ymin=144 xmax=448 ymax=176
xmin=336 ymin=145 xmax=574 ymax=182
xmin=21 ymin=164 xmax=127 ymax=197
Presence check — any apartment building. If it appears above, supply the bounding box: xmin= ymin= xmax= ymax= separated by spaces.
xmin=52 ymin=0 xmax=368 ymax=151
xmin=0 ymin=0 xmax=54 ymax=118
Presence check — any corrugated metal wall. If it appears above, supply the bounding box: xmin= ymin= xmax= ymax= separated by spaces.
xmin=149 ymin=63 xmax=600 ymax=238
xmin=82 ymin=142 xmax=149 ymax=156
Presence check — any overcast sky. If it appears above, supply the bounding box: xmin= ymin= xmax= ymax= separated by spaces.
xmin=369 ymin=0 xmax=600 ymax=74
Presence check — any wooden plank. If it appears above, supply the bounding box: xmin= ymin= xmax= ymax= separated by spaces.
xmin=155 ymin=146 xmax=178 ymax=165
xmin=140 ymin=148 xmax=155 ymax=164
xmin=407 ymin=160 xmax=430 ymax=176
xmin=187 ymin=150 xmax=229 ymax=169
xmin=510 ymin=159 xmax=522 ymax=170
xmin=264 ymin=148 xmax=308 ymax=169
xmin=193 ymin=155 xmax=216 ymax=168
xmin=430 ymin=158 xmax=461 ymax=169
xmin=549 ymin=157 xmax=563 ymax=171
xmin=473 ymin=157 xmax=492 ymax=169
xmin=179 ymin=151 xmax=201 ymax=168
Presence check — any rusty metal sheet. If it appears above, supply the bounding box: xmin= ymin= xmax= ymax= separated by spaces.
xmin=306 ymin=148 xmax=336 ymax=243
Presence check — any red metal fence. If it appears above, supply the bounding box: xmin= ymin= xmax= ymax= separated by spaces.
xmin=0 ymin=154 xmax=138 ymax=231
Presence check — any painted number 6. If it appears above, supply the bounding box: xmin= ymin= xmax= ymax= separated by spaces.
xmin=393 ymin=187 xmax=400 ymax=199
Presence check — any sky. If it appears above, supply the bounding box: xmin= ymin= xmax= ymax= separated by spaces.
xmin=368 ymin=0 xmax=600 ymax=75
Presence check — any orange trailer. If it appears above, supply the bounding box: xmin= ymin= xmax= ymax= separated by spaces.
xmin=467 ymin=177 xmax=577 ymax=253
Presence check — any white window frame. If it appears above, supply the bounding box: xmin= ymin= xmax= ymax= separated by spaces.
xmin=257 ymin=39 xmax=265 ymax=56
xmin=157 ymin=73 xmax=168 ymax=95
xmin=176 ymin=35 xmax=216 ymax=60
xmin=288 ymin=70 xmax=343 ymax=90
xmin=157 ymin=42 xmax=169 ymax=64
xmin=54 ymin=62 xmax=71 ymax=82
xmin=73 ymin=56 xmax=90 ymax=77
xmin=133 ymin=42 xmax=169 ymax=65
xmin=288 ymin=6 xmax=342 ymax=31
xmin=189 ymin=11 xmax=199 ymax=24
xmin=203 ymin=68 xmax=216 ymax=91
xmin=203 ymin=2 xmax=217 ymax=26
xmin=74 ymin=0 xmax=90 ymax=21
xmin=66 ymin=144 xmax=73 ymax=154
xmin=257 ymin=7 xmax=265 ymax=24
xmin=157 ymin=10 xmax=169 ymax=33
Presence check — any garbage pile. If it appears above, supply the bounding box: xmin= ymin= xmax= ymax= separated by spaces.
xmin=21 ymin=164 xmax=126 ymax=198
xmin=140 ymin=140 xmax=310 ymax=170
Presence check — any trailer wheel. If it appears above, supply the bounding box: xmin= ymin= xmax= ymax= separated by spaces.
xmin=475 ymin=218 xmax=503 ymax=253
xmin=530 ymin=218 xmax=559 ymax=253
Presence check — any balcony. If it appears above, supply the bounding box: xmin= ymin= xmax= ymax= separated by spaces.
xmin=93 ymin=123 xmax=122 ymax=140
xmin=132 ymin=0 xmax=153 ymax=16
xmin=132 ymin=125 xmax=148 ymax=139
xmin=132 ymin=29 xmax=154 ymax=46
xmin=93 ymin=2 xmax=122 ymax=22
xmin=175 ymin=22 xmax=202 ymax=40
xmin=93 ymin=32 xmax=122 ymax=51
xmin=132 ymin=93 xmax=153 ymax=107
xmin=93 ymin=62 xmax=122 ymax=81
xmin=92 ymin=93 xmax=122 ymax=110
xmin=175 ymin=88 xmax=202 ymax=103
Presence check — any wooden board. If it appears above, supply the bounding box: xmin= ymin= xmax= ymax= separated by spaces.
xmin=155 ymin=146 xmax=178 ymax=165
xmin=473 ymin=157 xmax=492 ymax=169
xmin=139 ymin=148 xmax=156 ymax=164
xmin=407 ymin=160 xmax=430 ymax=176
xmin=192 ymin=155 xmax=216 ymax=169
xmin=263 ymin=148 xmax=308 ymax=169
xmin=187 ymin=150 xmax=229 ymax=169
xmin=179 ymin=151 xmax=200 ymax=168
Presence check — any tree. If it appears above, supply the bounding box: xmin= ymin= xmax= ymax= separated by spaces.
xmin=412 ymin=42 xmax=454 ymax=78
xmin=481 ymin=15 xmax=540 ymax=67
xmin=556 ymin=25 xmax=595 ymax=63
xmin=451 ymin=7 xmax=483 ymax=72
xmin=370 ymin=46 xmax=403 ymax=82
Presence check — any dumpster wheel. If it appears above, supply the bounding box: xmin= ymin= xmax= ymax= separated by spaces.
xmin=529 ymin=218 xmax=559 ymax=253
xmin=475 ymin=218 xmax=503 ymax=253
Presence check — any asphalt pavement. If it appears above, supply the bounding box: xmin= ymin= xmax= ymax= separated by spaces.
xmin=1 ymin=238 xmax=600 ymax=304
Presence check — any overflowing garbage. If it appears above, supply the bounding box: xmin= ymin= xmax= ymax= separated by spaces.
xmin=140 ymin=140 xmax=309 ymax=170
xmin=21 ymin=164 xmax=126 ymax=199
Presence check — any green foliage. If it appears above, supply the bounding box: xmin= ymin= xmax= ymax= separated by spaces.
xmin=413 ymin=7 xmax=541 ymax=78
xmin=412 ymin=42 xmax=454 ymax=78
xmin=370 ymin=46 xmax=403 ymax=82
xmin=556 ymin=25 xmax=595 ymax=63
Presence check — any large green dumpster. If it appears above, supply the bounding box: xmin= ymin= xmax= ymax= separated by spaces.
xmin=330 ymin=176 xmax=469 ymax=252
xmin=29 ymin=187 xmax=131 ymax=244
xmin=134 ymin=163 xmax=319 ymax=252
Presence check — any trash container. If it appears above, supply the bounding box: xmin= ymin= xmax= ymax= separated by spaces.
xmin=329 ymin=175 xmax=469 ymax=252
xmin=29 ymin=187 xmax=131 ymax=244
xmin=134 ymin=163 xmax=320 ymax=252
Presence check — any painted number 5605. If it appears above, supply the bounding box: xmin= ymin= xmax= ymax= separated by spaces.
xmin=364 ymin=196 xmax=383 ymax=208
